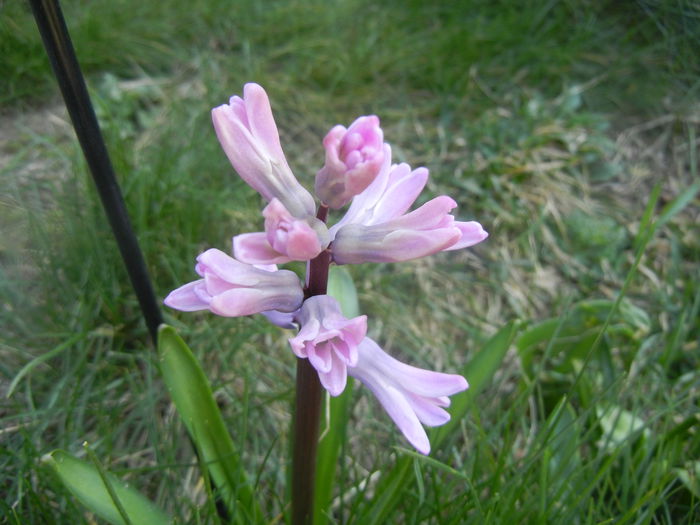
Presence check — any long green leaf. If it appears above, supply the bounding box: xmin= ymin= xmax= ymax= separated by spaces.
xmin=314 ymin=266 xmax=360 ymax=524
xmin=43 ymin=450 xmax=170 ymax=525
xmin=358 ymin=321 xmax=519 ymax=524
xmin=157 ymin=324 xmax=262 ymax=523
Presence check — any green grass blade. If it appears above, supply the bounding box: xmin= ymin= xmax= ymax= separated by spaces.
xmin=357 ymin=321 xmax=519 ymax=524
xmin=653 ymin=180 xmax=700 ymax=232
xmin=634 ymin=182 xmax=662 ymax=252
xmin=157 ymin=324 xmax=262 ymax=523
xmin=432 ymin=320 xmax=519 ymax=448
xmin=6 ymin=332 xmax=86 ymax=398
xmin=43 ymin=450 xmax=170 ymax=525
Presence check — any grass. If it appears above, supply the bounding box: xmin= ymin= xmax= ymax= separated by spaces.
xmin=1 ymin=0 xmax=699 ymax=523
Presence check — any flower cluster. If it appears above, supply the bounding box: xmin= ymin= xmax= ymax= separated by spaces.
xmin=165 ymin=83 xmax=488 ymax=454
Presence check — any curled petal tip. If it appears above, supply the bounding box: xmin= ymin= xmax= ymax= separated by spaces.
xmin=444 ymin=221 xmax=489 ymax=251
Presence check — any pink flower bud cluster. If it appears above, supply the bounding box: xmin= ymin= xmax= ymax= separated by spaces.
xmin=165 ymin=83 xmax=489 ymax=454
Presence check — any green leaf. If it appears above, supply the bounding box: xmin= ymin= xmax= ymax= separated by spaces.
xmin=516 ymin=299 xmax=650 ymax=378
xmin=314 ymin=382 xmax=354 ymax=524
xmin=358 ymin=321 xmax=519 ymax=525
xmin=675 ymin=461 xmax=700 ymax=499
xmin=43 ymin=450 xmax=169 ymax=525
xmin=157 ymin=324 xmax=262 ymax=523
xmin=596 ymin=404 xmax=649 ymax=453
xmin=328 ymin=266 xmax=360 ymax=317
xmin=314 ymin=266 xmax=359 ymax=524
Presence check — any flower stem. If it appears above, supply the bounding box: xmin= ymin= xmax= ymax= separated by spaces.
xmin=292 ymin=357 xmax=323 ymax=525
xmin=291 ymin=205 xmax=330 ymax=525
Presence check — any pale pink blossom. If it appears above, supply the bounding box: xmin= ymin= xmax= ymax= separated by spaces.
xmin=232 ymin=199 xmax=330 ymax=264
xmin=288 ymin=295 xmax=367 ymax=396
xmin=331 ymin=196 xmax=469 ymax=264
xmin=164 ymin=248 xmax=303 ymax=317
xmin=315 ymin=116 xmax=386 ymax=209
xmin=212 ymin=83 xmax=316 ymax=218
xmin=348 ymin=338 xmax=468 ymax=455
xmin=330 ymin=149 xmax=428 ymax=234
xmin=330 ymin=151 xmax=488 ymax=260
xmin=263 ymin=199 xmax=329 ymax=259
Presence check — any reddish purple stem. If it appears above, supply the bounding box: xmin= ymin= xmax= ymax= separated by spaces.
xmin=291 ymin=204 xmax=330 ymax=525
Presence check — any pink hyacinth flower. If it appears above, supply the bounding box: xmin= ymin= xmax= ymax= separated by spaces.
xmin=164 ymin=248 xmax=303 ymax=317
xmin=330 ymin=148 xmax=428 ymax=234
xmin=232 ymin=199 xmax=330 ymax=265
xmin=212 ymin=83 xmax=316 ymax=218
xmin=348 ymin=338 xmax=468 ymax=455
xmin=331 ymin=195 xmax=480 ymax=264
xmin=289 ymin=295 xmax=367 ymax=396
xmin=315 ymin=116 xmax=386 ymax=209
xmin=331 ymin=150 xmax=488 ymax=259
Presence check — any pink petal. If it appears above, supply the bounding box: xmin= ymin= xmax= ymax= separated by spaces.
xmin=379 ymin=228 xmax=462 ymax=261
xmin=243 ymin=83 xmax=287 ymax=163
xmin=210 ymin=287 xmax=296 ymax=317
xmin=261 ymin=309 xmax=297 ymax=329
xmin=315 ymin=115 xmax=386 ymax=209
xmin=385 ymin=196 xmax=457 ymax=231
xmin=370 ymin=165 xmax=429 ymax=224
xmin=406 ymin=393 xmax=452 ymax=427
xmin=307 ymin=342 xmax=333 ymax=373
xmin=366 ymin=380 xmax=431 ymax=455
xmin=163 ymin=280 xmax=210 ymax=311
xmin=197 ymin=249 xmax=259 ymax=286
xmin=289 ymin=318 xmax=321 ymax=358
xmin=211 ymin=106 xmax=270 ymax=195
xmin=332 ymin=224 xmax=461 ymax=264
xmin=233 ymin=233 xmax=292 ymax=265
xmin=443 ymin=221 xmax=489 ymax=251
xmin=357 ymin=338 xmax=469 ymax=396
xmin=319 ymin=353 xmax=348 ymax=396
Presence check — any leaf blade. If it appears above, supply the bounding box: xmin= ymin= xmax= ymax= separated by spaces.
xmin=44 ymin=450 xmax=170 ymax=525
xmin=157 ymin=324 xmax=262 ymax=523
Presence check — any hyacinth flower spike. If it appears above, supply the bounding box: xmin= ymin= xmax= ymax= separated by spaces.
xmin=212 ymin=83 xmax=316 ymax=218
xmin=164 ymin=248 xmax=304 ymax=317
xmin=165 ymin=83 xmax=489 ymax=522
xmin=348 ymin=337 xmax=469 ymax=455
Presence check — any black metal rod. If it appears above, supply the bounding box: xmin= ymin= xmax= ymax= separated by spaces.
xmin=28 ymin=0 xmax=163 ymax=344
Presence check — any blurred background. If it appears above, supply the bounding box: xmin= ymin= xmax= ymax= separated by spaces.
xmin=1 ymin=0 xmax=698 ymax=522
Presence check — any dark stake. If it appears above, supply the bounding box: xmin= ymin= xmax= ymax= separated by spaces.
xmin=27 ymin=0 xmax=164 ymax=344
